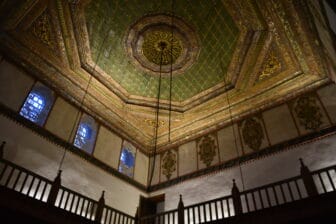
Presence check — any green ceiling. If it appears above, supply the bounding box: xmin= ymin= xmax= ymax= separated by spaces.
xmin=85 ymin=0 xmax=239 ymax=102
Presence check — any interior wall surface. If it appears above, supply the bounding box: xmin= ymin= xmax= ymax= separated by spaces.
xmin=0 ymin=114 xmax=146 ymax=215
xmin=151 ymin=133 xmax=336 ymax=211
xmin=0 ymin=58 xmax=150 ymax=214
xmin=151 ymin=83 xmax=336 ymax=189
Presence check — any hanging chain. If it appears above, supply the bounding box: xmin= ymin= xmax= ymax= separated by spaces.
xmin=57 ymin=2 xmax=118 ymax=172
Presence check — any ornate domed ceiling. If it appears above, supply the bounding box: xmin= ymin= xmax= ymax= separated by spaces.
xmin=84 ymin=0 xmax=239 ymax=103
xmin=0 ymin=0 xmax=330 ymax=152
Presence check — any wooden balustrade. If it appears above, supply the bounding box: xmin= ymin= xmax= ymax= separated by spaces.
xmin=0 ymin=141 xmax=5 ymax=159
xmin=102 ymin=205 xmax=136 ymax=224
xmin=140 ymin=209 xmax=178 ymax=224
xmin=137 ymin=159 xmax=336 ymax=224
xmin=0 ymin=156 xmax=134 ymax=224
xmin=1 ymin=141 xmax=336 ymax=224
xmin=0 ymin=158 xmax=53 ymax=202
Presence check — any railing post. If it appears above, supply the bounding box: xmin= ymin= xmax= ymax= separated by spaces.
xmin=0 ymin=141 xmax=5 ymax=159
xmin=178 ymin=194 xmax=184 ymax=224
xmin=47 ymin=170 xmax=62 ymax=205
xmin=134 ymin=206 xmax=139 ymax=224
xmin=231 ymin=179 xmax=243 ymax=216
xmin=299 ymin=158 xmax=318 ymax=197
xmin=95 ymin=190 xmax=105 ymax=223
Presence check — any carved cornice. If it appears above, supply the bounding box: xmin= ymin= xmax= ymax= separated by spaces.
xmin=0 ymin=0 xmax=331 ymax=151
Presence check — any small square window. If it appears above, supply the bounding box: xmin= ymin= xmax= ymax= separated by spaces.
xmin=19 ymin=83 xmax=54 ymax=126
xmin=118 ymin=141 xmax=136 ymax=177
xmin=74 ymin=114 xmax=97 ymax=154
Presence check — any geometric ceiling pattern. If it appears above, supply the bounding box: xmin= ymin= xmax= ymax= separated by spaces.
xmin=85 ymin=0 xmax=239 ymax=102
xmin=0 ymin=0 xmax=330 ymax=152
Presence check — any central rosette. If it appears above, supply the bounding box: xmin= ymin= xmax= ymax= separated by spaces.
xmin=142 ymin=30 xmax=183 ymax=66
xmin=125 ymin=14 xmax=199 ymax=76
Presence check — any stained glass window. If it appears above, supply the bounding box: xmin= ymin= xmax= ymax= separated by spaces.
xmin=74 ymin=114 xmax=97 ymax=154
xmin=118 ymin=141 xmax=136 ymax=177
xmin=19 ymin=83 xmax=54 ymax=126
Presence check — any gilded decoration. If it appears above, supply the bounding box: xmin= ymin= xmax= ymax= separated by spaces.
xmin=125 ymin=14 xmax=200 ymax=77
xmin=30 ymin=10 xmax=54 ymax=49
xmin=144 ymin=119 xmax=166 ymax=128
xmin=142 ymin=30 xmax=183 ymax=66
xmin=0 ymin=0 xmax=330 ymax=151
xmin=161 ymin=150 xmax=177 ymax=180
xmin=258 ymin=50 xmax=281 ymax=81
xmin=198 ymin=135 xmax=217 ymax=167
xmin=241 ymin=117 xmax=264 ymax=151
xmin=84 ymin=0 xmax=239 ymax=102
xmin=294 ymin=95 xmax=323 ymax=130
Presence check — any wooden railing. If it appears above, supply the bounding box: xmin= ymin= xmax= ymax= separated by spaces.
xmin=1 ymin=141 xmax=336 ymax=224
xmin=102 ymin=205 xmax=136 ymax=224
xmin=139 ymin=209 xmax=179 ymax=224
xmin=139 ymin=159 xmax=336 ymax=224
xmin=0 ymin=142 xmax=135 ymax=224
xmin=0 ymin=157 xmax=53 ymax=203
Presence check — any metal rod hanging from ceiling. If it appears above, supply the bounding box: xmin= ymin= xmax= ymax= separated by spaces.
xmin=148 ymin=43 xmax=164 ymax=187
xmin=220 ymin=61 xmax=245 ymax=191
xmin=168 ymin=0 xmax=175 ymax=143
xmin=148 ymin=0 xmax=175 ymax=187
xmin=57 ymin=1 xmax=119 ymax=172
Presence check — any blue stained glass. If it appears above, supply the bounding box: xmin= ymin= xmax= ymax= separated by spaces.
xmin=74 ymin=123 xmax=93 ymax=149
xmin=73 ymin=114 xmax=97 ymax=154
xmin=20 ymin=92 xmax=45 ymax=124
xmin=118 ymin=146 xmax=136 ymax=177
xmin=120 ymin=148 xmax=135 ymax=168
xmin=19 ymin=84 xmax=54 ymax=126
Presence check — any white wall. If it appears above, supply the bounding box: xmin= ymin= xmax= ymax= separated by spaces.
xmin=0 ymin=108 xmax=147 ymax=215
xmin=151 ymin=133 xmax=336 ymax=211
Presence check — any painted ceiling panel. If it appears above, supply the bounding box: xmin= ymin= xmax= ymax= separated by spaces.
xmin=0 ymin=0 xmax=331 ymax=151
xmin=84 ymin=0 xmax=239 ymax=102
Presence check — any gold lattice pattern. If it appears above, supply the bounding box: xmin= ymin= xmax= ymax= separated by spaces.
xmin=142 ymin=31 xmax=183 ymax=66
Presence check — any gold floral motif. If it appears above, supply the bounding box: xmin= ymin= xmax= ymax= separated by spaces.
xmin=142 ymin=30 xmax=183 ymax=65
xmin=31 ymin=11 xmax=54 ymax=48
xmin=258 ymin=51 xmax=281 ymax=81
xmin=161 ymin=150 xmax=177 ymax=180
xmin=242 ymin=117 xmax=264 ymax=151
xmin=198 ymin=135 xmax=217 ymax=167
xmin=144 ymin=119 xmax=166 ymax=127
xmin=294 ymin=95 xmax=322 ymax=130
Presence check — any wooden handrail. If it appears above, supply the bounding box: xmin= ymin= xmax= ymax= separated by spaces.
xmin=137 ymin=161 xmax=336 ymax=224
xmin=140 ymin=209 xmax=178 ymax=220
xmin=0 ymin=158 xmax=53 ymax=184
xmin=0 ymin=158 xmax=135 ymax=223
xmin=1 ymin=148 xmax=336 ymax=224
xmin=183 ymin=195 xmax=233 ymax=210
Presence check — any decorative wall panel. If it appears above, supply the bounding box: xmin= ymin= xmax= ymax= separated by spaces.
xmin=45 ymin=97 xmax=80 ymax=141
xmin=317 ymin=84 xmax=336 ymax=124
xmin=134 ymin=150 xmax=149 ymax=186
xmin=262 ymin=104 xmax=299 ymax=145
xmin=148 ymin=154 xmax=160 ymax=185
xmin=197 ymin=133 xmax=219 ymax=169
xmin=290 ymin=93 xmax=331 ymax=135
xmin=161 ymin=149 xmax=177 ymax=182
xmin=239 ymin=115 xmax=269 ymax=154
xmin=178 ymin=141 xmax=197 ymax=176
xmin=94 ymin=126 xmax=122 ymax=169
xmin=0 ymin=60 xmax=34 ymax=111
xmin=217 ymin=124 xmax=243 ymax=162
